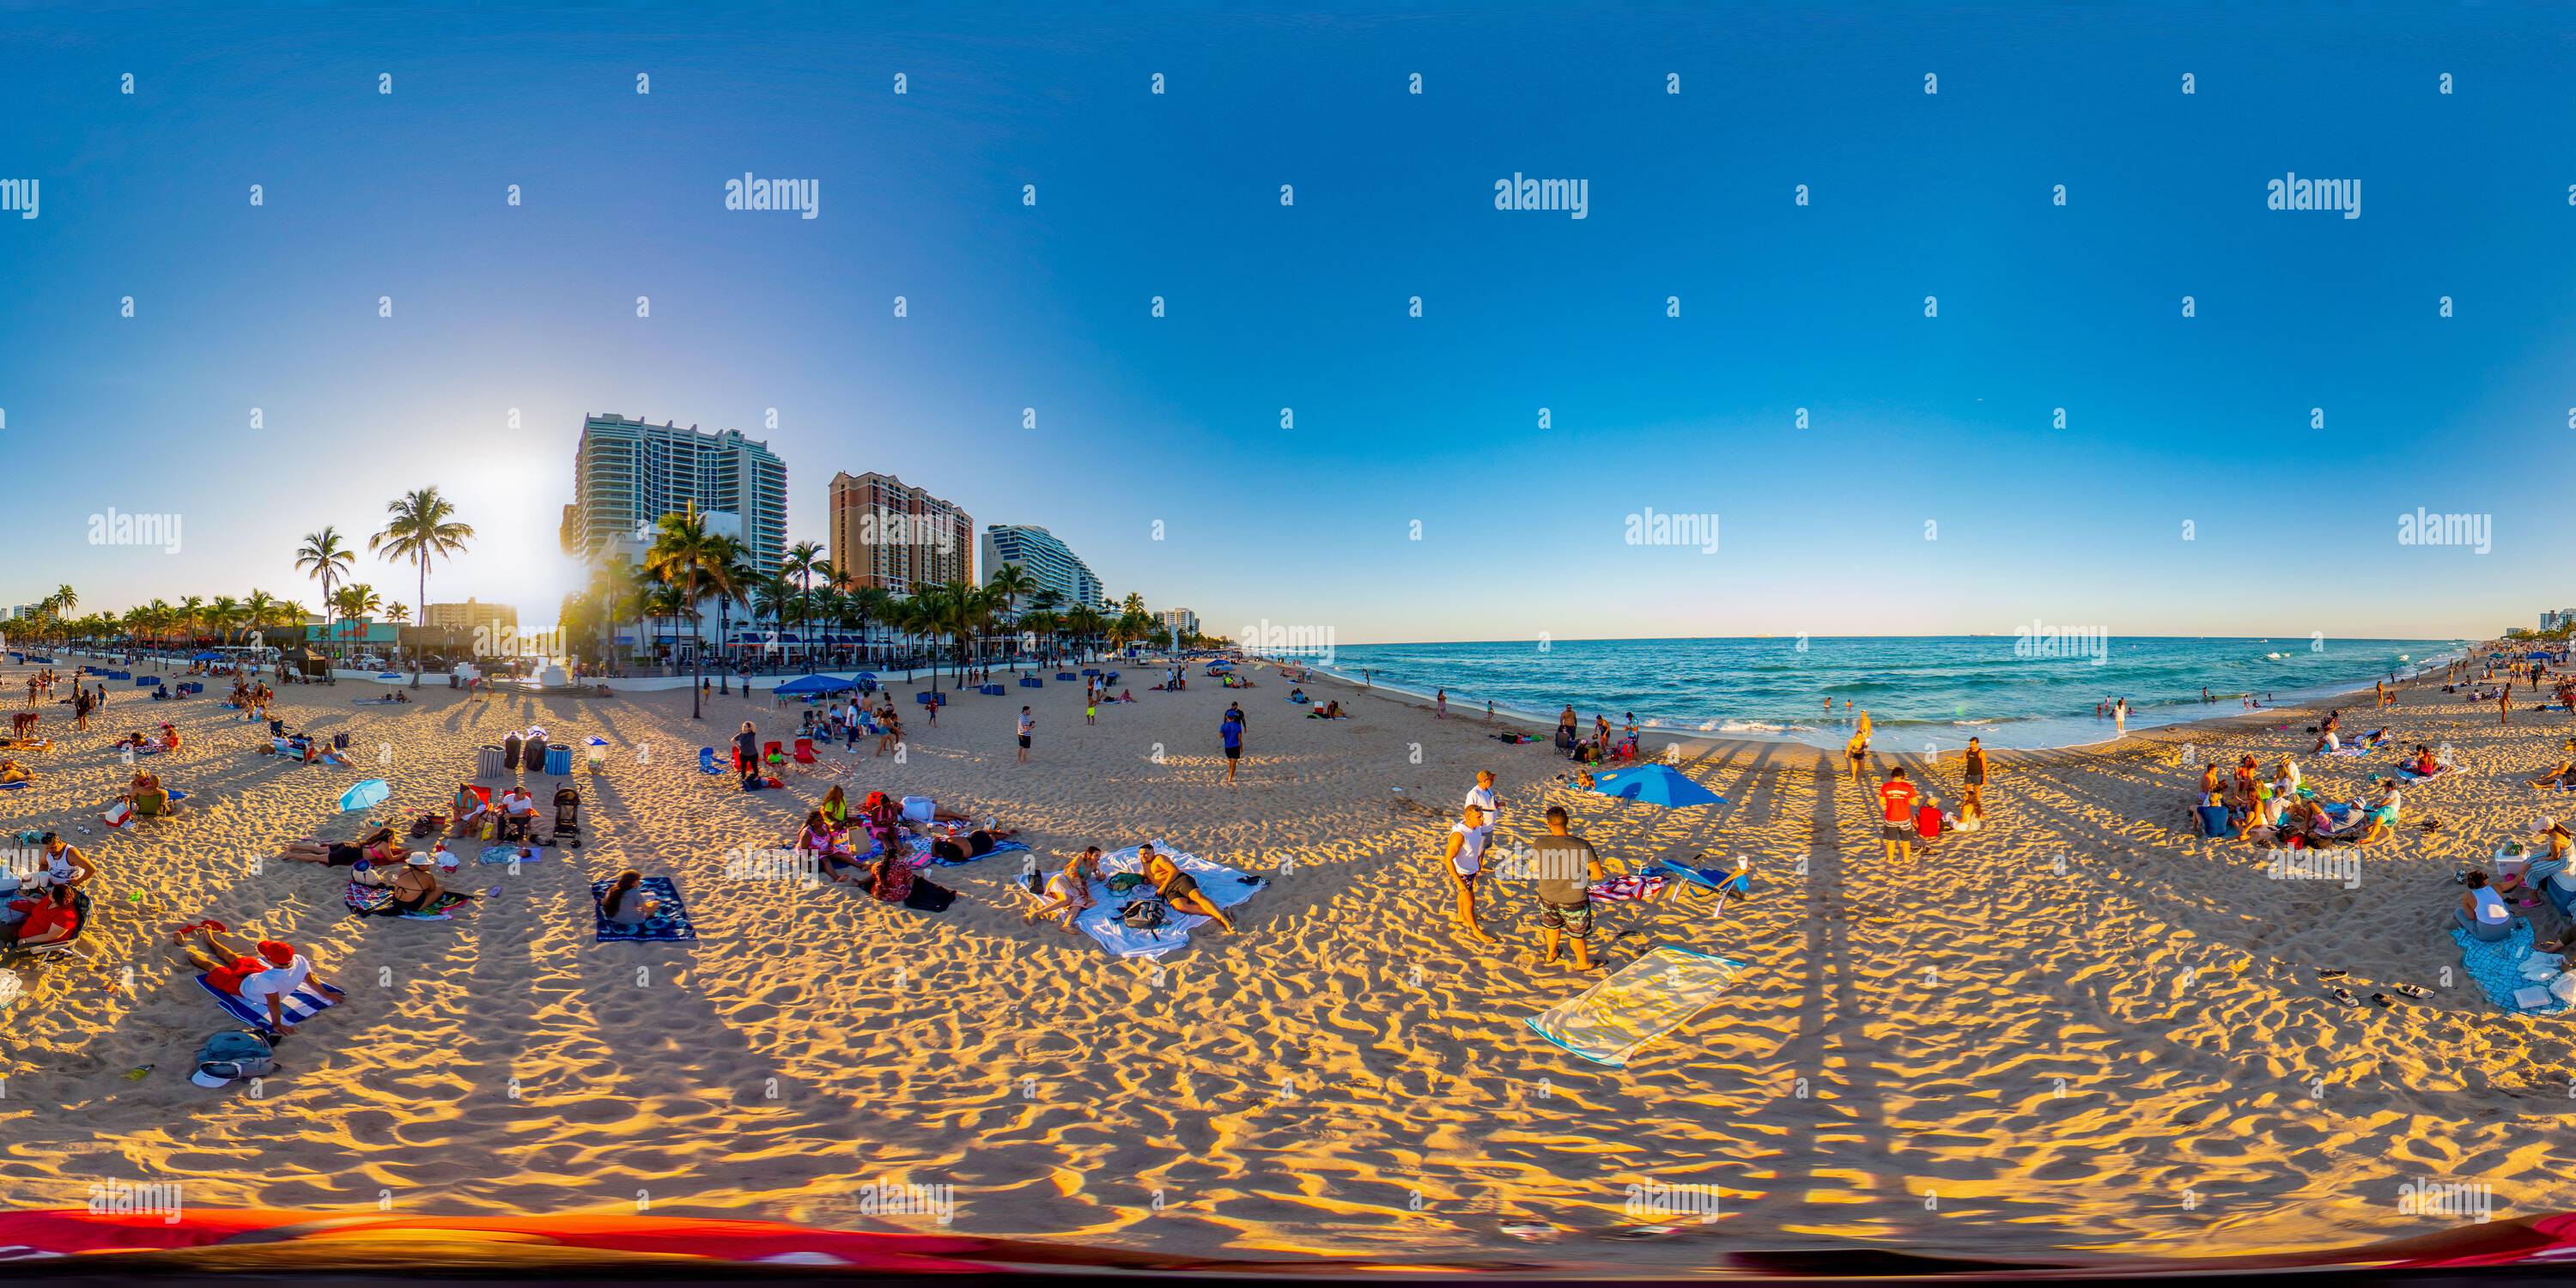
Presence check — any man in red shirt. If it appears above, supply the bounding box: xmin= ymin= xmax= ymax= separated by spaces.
xmin=1879 ymin=766 xmax=1921 ymax=864
xmin=4 ymin=884 xmax=81 ymax=949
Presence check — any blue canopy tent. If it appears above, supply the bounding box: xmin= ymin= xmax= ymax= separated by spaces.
xmin=191 ymin=651 xmax=223 ymax=662
xmin=773 ymin=674 xmax=854 ymax=696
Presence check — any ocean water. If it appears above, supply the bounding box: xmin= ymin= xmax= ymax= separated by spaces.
xmin=1294 ymin=636 xmax=2468 ymax=752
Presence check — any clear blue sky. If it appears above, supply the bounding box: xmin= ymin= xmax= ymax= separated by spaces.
xmin=2 ymin=3 xmax=2567 ymax=644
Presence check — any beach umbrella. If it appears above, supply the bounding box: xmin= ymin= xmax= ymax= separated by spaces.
xmin=774 ymin=674 xmax=853 ymax=696
xmin=1587 ymin=764 xmax=1726 ymax=809
xmin=337 ymin=779 xmax=391 ymax=812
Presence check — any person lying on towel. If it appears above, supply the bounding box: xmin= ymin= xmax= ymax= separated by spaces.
xmin=0 ymin=758 xmax=28 ymax=785
xmin=175 ymin=926 xmax=345 ymax=1034
xmin=2526 ymin=741 xmax=2576 ymax=788
xmin=1141 ymin=844 xmax=1232 ymax=932
xmin=929 ymin=826 xmax=1019 ymax=864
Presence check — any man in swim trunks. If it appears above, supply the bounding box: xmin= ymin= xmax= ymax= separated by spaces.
xmin=1960 ymin=737 xmax=1989 ymax=827
xmin=1141 ymin=843 xmax=1231 ymax=931
xmin=1528 ymin=806 xmax=1606 ymax=970
xmin=179 ymin=928 xmax=346 ymax=1035
xmin=1878 ymin=766 xmax=1920 ymax=865
xmin=1440 ymin=805 xmax=1493 ymax=944
xmin=1219 ymin=708 xmax=1244 ymax=785
xmin=1845 ymin=712 xmax=1873 ymax=789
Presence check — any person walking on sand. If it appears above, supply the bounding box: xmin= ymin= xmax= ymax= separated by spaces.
xmin=1441 ymin=804 xmax=1495 ymax=944
xmin=1436 ymin=687 xmax=1448 ymax=720
xmin=1219 ymin=707 xmax=1244 ymax=784
xmin=2501 ymin=686 xmax=2512 ymax=726
xmin=1845 ymin=711 xmax=1872 ymax=788
xmin=1879 ymin=766 xmax=1920 ymax=865
xmin=1017 ymin=706 xmax=1035 ymax=763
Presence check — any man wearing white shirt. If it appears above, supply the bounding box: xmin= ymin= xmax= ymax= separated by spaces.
xmin=1465 ymin=770 xmax=1502 ymax=845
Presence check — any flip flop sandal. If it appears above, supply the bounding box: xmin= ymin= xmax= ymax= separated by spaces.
xmin=2330 ymin=987 xmax=2362 ymax=1007
xmin=1498 ymin=1222 xmax=1558 ymax=1242
xmin=2371 ymin=993 xmax=2395 ymax=1008
xmin=2396 ymin=983 xmax=2429 ymax=999
xmin=2316 ymin=968 xmax=2349 ymax=980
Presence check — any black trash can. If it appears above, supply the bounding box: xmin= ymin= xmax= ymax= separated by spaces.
xmin=503 ymin=732 xmax=524 ymax=771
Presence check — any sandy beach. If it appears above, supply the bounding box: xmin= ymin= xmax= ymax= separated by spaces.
xmin=4 ymin=653 xmax=2574 ymax=1264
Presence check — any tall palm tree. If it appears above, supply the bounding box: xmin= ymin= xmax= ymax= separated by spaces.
xmin=174 ymin=596 xmax=206 ymax=648
xmin=987 ymin=562 xmax=1035 ymax=671
xmin=643 ymin=510 xmax=731 ymax=720
xmin=779 ymin=541 xmax=828 ymax=672
xmin=703 ymin=535 xmax=755 ymax=696
xmin=241 ymin=590 xmax=278 ymax=653
xmin=370 ymin=487 xmax=475 ymax=688
xmin=849 ymin=585 xmax=896 ymax=670
xmin=1063 ymin=605 xmax=1105 ymax=664
xmin=208 ymin=596 xmax=243 ymax=645
xmin=296 ymin=526 xmax=357 ymax=665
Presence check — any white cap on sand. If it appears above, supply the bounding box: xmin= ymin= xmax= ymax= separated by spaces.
xmin=190 ymin=1068 xmax=233 ymax=1089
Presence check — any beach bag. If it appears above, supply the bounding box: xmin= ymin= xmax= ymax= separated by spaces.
xmin=192 ymin=1030 xmax=276 ymax=1086
xmin=1120 ymin=899 xmax=1169 ymax=930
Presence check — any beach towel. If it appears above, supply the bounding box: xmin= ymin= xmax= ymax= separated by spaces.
xmin=197 ymin=971 xmax=337 ymax=1033
xmin=592 ymin=876 xmax=696 ymax=942
xmin=2397 ymin=764 xmax=2456 ymax=782
xmin=928 ymin=836 xmax=1030 ymax=866
xmin=1589 ymin=874 xmax=1668 ymax=902
xmin=2449 ymin=920 xmax=2570 ymax=1014
xmin=479 ymin=845 xmax=542 ymax=866
xmin=1527 ymin=945 xmax=1748 ymax=1066
xmin=1073 ymin=843 xmax=1264 ymax=958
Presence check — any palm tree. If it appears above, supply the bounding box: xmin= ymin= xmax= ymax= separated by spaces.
xmin=241 ymin=590 xmax=278 ymax=653
xmin=1063 ymin=605 xmax=1106 ymax=664
xmin=849 ymin=585 xmax=896 ymax=671
xmin=778 ymin=541 xmax=828 ymax=672
xmin=643 ymin=510 xmax=732 ymax=720
xmin=370 ymin=487 xmax=475 ymax=688
xmin=296 ymin=526 xmax=357 ymax=666
xmin=174 ymin=596 xmax=206 ymax=649
xmin=987 ymin=562 xmax=1036 ymax=671
xmin=1024 ymin=588 xmax=1065 ymax=665
xmin=208 ymin=596 xmax=243 ymax=645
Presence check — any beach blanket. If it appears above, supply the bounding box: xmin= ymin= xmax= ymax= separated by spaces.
xmin=197 ymin=971 xmax=337 ymax=1033
xmin=1073 ymin=843 xmax=1265 ymax=958
xmin=2449 ymin=920 xmax=2571 ymax=1014
xmin=2397 ymin=764 xmax=2458 ymax=782
xmin=1589 ymin=874 xmax=1669 ymax=902
xmin=1527 ymin=945 xmax=1748 ymax=1066
xmin=479 ymin=844 xmax=542 ymax=866
xmin=592 ymin=876 xmax=696 ymax=942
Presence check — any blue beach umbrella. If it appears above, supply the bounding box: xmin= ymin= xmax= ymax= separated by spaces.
xmin=338 ymin=779 xmax=391 ymax=812
xmin=1588 ymin=764 xmax=1726 ymax=809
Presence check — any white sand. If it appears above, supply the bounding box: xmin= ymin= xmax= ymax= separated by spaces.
xmin=3 ymin=654 xmax=2573 ymax=1261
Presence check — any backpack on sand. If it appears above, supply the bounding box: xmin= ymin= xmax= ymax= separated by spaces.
xmin=1120 ymin=899 xmax=1169 ymax=931
xmin=192 ymin=1030 xmax=277 ymax=1087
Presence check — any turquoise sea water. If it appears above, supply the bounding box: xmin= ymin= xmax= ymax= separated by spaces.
xmin=1297 ymin=636 xmax=2467 ymax=751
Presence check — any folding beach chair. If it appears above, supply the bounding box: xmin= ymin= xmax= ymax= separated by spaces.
xmin=1648 ymin=854 xmax=1753 ymax=919
xmin=793 ymin=737 xmax=818 ymax=764
xmin=699 ymin=746 xmax=721 ymax=775
xmin=3 ymin=890 xmax=94 ymax=963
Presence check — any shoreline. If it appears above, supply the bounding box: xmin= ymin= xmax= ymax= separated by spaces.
xmin=1285 ymin=641 xmax=2471 ymax=756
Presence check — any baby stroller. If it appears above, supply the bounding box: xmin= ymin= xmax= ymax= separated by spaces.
xmin=551 ymin=786 xmax=582 ymax=848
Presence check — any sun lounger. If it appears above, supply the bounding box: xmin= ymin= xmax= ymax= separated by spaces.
xmin=197 ymin=970 xmax=337 ymax=1034
xmin=1527 ymin=945 xmax=1748 ymax=1066
xmin=592 ymin=876 xmax=696 ymax=942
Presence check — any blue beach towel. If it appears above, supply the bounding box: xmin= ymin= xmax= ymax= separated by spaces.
xmin=592 ymin=876 xmax=696 ymax=942
xmin=2449 ymin=920 xmax=2570 ymax=1014
xmin=197 ymin=971 xmax=338 ymax=1033
xmin=480 ymin=844 xmax=542 ymax=866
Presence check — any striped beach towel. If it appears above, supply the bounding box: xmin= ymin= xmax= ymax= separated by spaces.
xmin=197 ymin=972 xmax=337 ymax=1033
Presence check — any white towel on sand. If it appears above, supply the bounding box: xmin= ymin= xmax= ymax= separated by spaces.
xmin=1074 ymin=842 xmax=1262 ymax=958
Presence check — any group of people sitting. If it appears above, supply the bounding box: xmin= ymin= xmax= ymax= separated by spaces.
xmin=1304 ymin=699 xmax=1347 ymax=720
xmin=787 ymin=787 xmax=995 ymax=911
xmin=0 ymin=834 xmax=95 ymax=951
xmin=450 ymin=783 xmax=545 ymax=841
xmin=121 ymin=768 xmax=180 ymax=818
xmin=2195 ymin=753 xmax=2401 ymax=848
xmin=2456 ymin=818 xmax=2576 ymax=943
xmin=117 ymin=724 xmax=182 ymax=755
